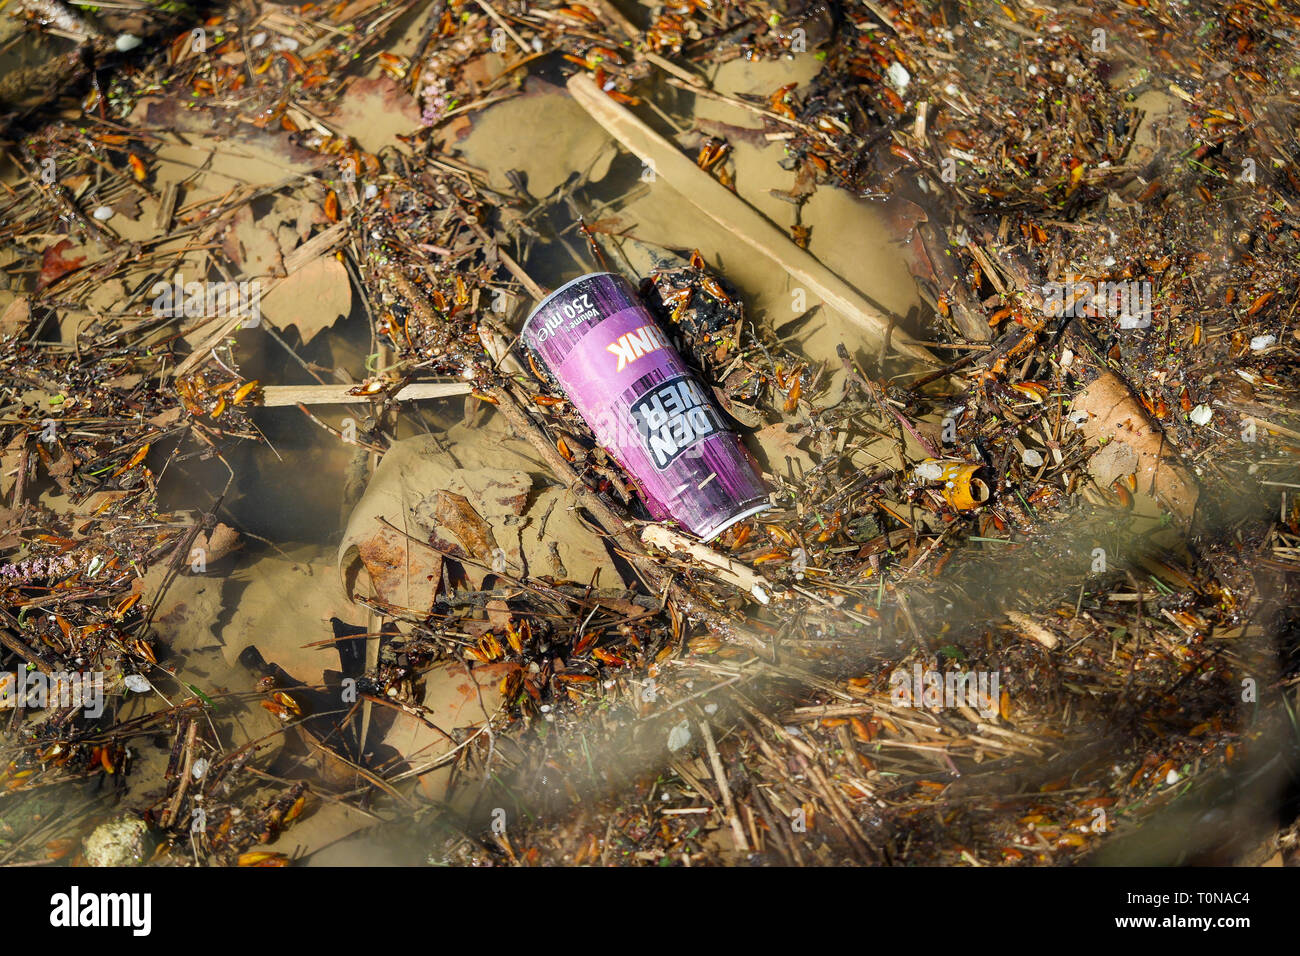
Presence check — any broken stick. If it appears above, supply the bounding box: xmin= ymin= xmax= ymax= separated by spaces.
xmin=260 ymin=381 xmax=472 ymax=407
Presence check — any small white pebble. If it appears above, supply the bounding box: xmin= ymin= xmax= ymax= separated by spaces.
xmin=667 ymin=720 xmax=691 ymax=752
xmin=270 ymin=36 xmax=298 ymax=52
xmin=1059 ymin=348 xmax=1074 ymax=368
xmin=914 ymin=461 xmax=943 ymax=481
xmin=1165 ymin=769 xmax=1181 ymax=785
xmin=114 ymin=34 xmax=142 ymax=52
xmin=886 ymin=62 xmax=910 ymax=92
xmin=704 ymin=703 xmax=718 ymax=715
xmin=251 ymin=32 xmax=267 ymax=48
xmin=93 ymin=206 xmax=114 ymax=221
xmin=363 ymin=183 xmax=378 ymax=200
xmin=1022 ymin=448 xmax=1044 ymax=468
xmin=1189 ymin=404 xmax=1213 ymax=426
xmin=1249 ymin=334 xmax=1276 ymax=351
xmin=191 ymin=757 xmax=209 ymax=780
xmin=123 ymin=674 xmax=150 ymax=693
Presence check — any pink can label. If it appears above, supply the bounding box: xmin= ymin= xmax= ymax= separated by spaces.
xmin=521 ymin=273 xmax=769 ymax=539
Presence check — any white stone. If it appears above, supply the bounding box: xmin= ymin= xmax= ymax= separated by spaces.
xmin=83 ymin=816 xmax=149 ymax=867
xmin=887 ymin=62 xmax=910 ymax=92
xmin=667 ymin=720 xmax=691 ymax=752
xmin=123 ymin=674 xmax=151 ymax=693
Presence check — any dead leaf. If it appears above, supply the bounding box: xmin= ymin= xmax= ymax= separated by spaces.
xmin=325 ymin=75 xmax=422 ymax=154
xmin=1006 ymin=610 xmax=1060 ymax=650
xmin=340 ymin=429 xmax=609 ymax=617
xmin=148 ymin=407 xmax=183 ymax=428
xmin=432 ymin=491 xmax=498 ymax=560
xmin=0 ymin=296 xmax=31 ymax=338
xmin=0 ymin=505 xmax=21 ymax=550
xmin=111 ymin=195 xmax=142 ymax=220
xmin=752 ymin=422 xmax=815 ymax=474
xmin=221 ymin=204 xmax=284 ymax=278
xmin=260 ymin=255 xmax=352 ymax=344
xmin=37 ymin=239 xmax=86 ymax=291
xmin=1074 ymin=369 xmax=1199 ymax=526
xmin=194 ymin=522 xmax=240 ymax=563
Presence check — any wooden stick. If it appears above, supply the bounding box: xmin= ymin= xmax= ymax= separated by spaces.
xmin=260 ymin=381 xmax=471 ymax=407
xmin=700 ymin=720 xmax=750 ymax=852
xmin=642 ymin=524 xmax=777 ymax=605
xmin=565 ymin=74 xmax=940 ymax=368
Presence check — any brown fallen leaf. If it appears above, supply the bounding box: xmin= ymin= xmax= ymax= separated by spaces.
xmin=259 ymin=255 xmax=351 ymax=345
xmin=221 ymin=204 xmax=284 ymax=278
xmin=37 ymin=239 xmax=86 ymax=291
xmin=752 ymin=422 xmax=816 ymax=474
xmin=1073 ymin=369 xmax=1200 ymax=527
xmin=0 ymin=296 xmax=31 ymax=338
xmin=111 ymin=195 xmax=142 ymax=221
xmin=432 ymin=490 xmax=498 ymax=560
xmin=352 ymin=525 xmax=443 ymax=617
xmin=1005 ymin=610 xmax=1060 ymax=650
xmin=340 ymin=430 xmax=609 ymax=615
xmin=193 ymin=522 xmax=240 ymax=563
xmin=0 ymin=505 xmax=21 ymax=550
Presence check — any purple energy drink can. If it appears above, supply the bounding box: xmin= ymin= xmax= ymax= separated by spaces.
xmin=521 ymin=272 xmax=770 ymax=540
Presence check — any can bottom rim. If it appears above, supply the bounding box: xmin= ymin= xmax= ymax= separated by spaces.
xmin=694 ymin=501 xmax=772 ymax=542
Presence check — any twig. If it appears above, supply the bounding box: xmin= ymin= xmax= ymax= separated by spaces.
xmin=261 ymin=381 xmax=471 ymax=406
xmin=700 ymin=720 xmax=750 ymax=852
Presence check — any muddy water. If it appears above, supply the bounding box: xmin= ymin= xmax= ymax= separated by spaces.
xmin=286 ymin=50 xmax=927 ymax=860
xmin=6 ymin=10 xmax=1251 ymax=865
xmin=0 ymin=22 xmax=952 ymax=860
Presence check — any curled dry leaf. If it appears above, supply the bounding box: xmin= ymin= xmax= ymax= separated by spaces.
xmin=1073 ymin=370 xmax=1199 ymax=527
xmin=432 ymin=490 xmax=498 ymax=561
xmin=193 ymin=522 xmax=240 ymax=563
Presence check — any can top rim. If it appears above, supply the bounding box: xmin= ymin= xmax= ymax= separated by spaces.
xmin=520 ymin=272 xmax=622 ymax=339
